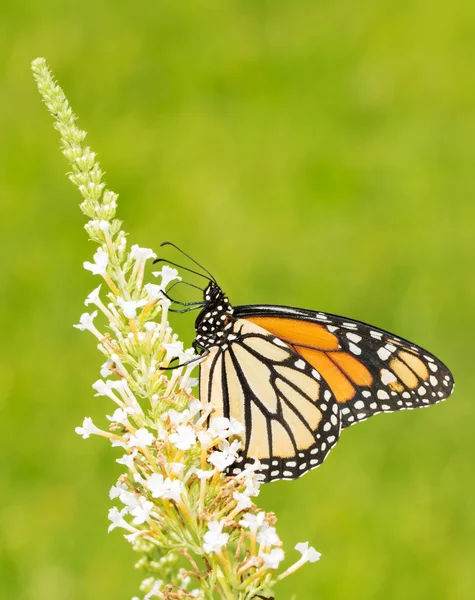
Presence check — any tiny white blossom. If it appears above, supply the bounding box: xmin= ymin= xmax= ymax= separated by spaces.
xmin=168 ymin=425 xmax=196 ymax=451
xmin=243 ymin=472 xmax=265 ymax=497
xmin=208 ymin=439 xmax=241 ymax=471
xmin=233 ymin=491 xmax=253 ymax=512
xmin=162 ymin=340 xmax=185 ymax=362
xmin=73 ymin=310 xmax=98 ymax=332
xmin=239 ymin=511 xmax=266 ymax=534
xmin=203 ymin=520 xmax=229 ymax=554
xmin=84 ymin=248 xmax=109 ymax=275
xmin=144 ymin=283 xmax=164 ymax=300
xmin=85 ymin=284 xmax=102 ymax=306
xmin=100 ymin=358 xmax=114 ymax=377
xmin=183 ymin=376 xmax=199 ymax=388
xmin=208 ymin=417 xmax=231 ymax=440
xmin=197 ymin=430 xmax=214 ymax=449
xmin=295 ymin=541 xmax=321 ymax=563
xmin=195 ymin=468 xmax=215 ymax=481
xmin=208 ymin=416 xmax=245 ymax=440
xmin=169 ymin=462 xmax=185 ymax=475
xmin=145 ymin=473 xmax=183 ymax=503
xmin=163 ymin=408 xmax=189 ymax=426
xmin=75 ymin=417 xmax=101 ymax=439
xmin=257 ymin=525 xmax=280 ymax=548
xmin=152 ymin=265 xmax=181 ymax=290
xmin=130 ymin=497 xmax=154 ymax=525
xmin=163 ymin=479 xmax=183 ymax=503
xmin=144 ymin=580 xmax=163 ymax=600
xmin=260 ymin=547 xmax=285 ymax=570
xmin=98 ymin=220 xmax=110 ymax=234
xmin=128 ymin=428 xmax=154 ymax=449
xmin=117 ymin=297 xmax=148 ymax=319
xmin=116 ymin=449 xmax=138 ymax=469
xmin=106 ymin=408 xmax=130 ymax=425
xmin=130 ymin=245 xmax=156 ymax=262
xmin=108 ymin=506 xmax=137 ymax=533
xmin=109 ymin=481 xmax=128 ymax=500
xmin=146 ymin=473 xmax=167 ymax=498
xmin=92 ymin=379 xmax=119 ymax=401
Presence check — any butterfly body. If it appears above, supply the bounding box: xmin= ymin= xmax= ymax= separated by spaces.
xmin=192 ymin=282 xmax=454 ymax=483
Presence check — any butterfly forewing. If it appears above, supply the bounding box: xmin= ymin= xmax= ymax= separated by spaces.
xmin=199 ymin=318 xmax=341 ymax=482
xmin=234 ymin=305 xmax=455 ymax=429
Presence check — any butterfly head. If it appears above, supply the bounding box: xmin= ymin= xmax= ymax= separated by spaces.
xmin=194 ymin=282 xmax=234 ymax=350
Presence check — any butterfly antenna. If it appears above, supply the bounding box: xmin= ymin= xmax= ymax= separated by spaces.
xmin=153 ymin=258 xmax=212 ymax=283
xmin=168 ymin=279 xmax=205 ymax=293
xmin=160 ymin=241 xmax=217 ymax=283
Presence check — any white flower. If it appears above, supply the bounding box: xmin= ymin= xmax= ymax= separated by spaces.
xmin=100 ymin=358 xmax=114 ymax=377
xmin=168 ymin=425 xmax=196 ymax=451
xmin=260 ymin=547 xmax=285 ymax=570
xmin=243 ymin=472 xmax=265 ymax=497
xmin=233 ymin=491 xmax=253 ymax=512
xmin=152 ymin=266 xmax=181 ymax=290
xmin=73 ymin=310 xmax=98 ymax=332
xmin=197 ymin=430 xmax=213 ymax=449
xmin=203 ymin=520 xmax=229 ymax=554
xmin=163 ymin=479 xmax=183 ymax=503
xmin=117 ymin=297 xmax=148 ymax=319
xmin=162 ymin=408 xmax=189 ymax=426
xmin=144 ymin=283 xmax=164 ymax=300
xmin=128 ymin=428 xmax=154 ymax=449
xmin=182 ymin=376 xmax=199 ymax=389
xmin=92 ymin=379 xmax=119 ymax=401
xmin=207 ymin=439 xmax=241 ymax=471
xmin=130 ymin=245 xmax=156 ymax=262
xmin=239 ymin=511 xmax=266 ymax=534
xmin=116 ymin=449 xmax=138 ymax=469
xmin=85 ymin=284 xmax=102 ymax=306
xmin=130 ymin=497 xmax=154 ymax=525
xmin=84 ymin=248 xmax=109 ymax=275
xmin=162 ymin=341 xmax=185 ymax=363
xmin=146 ymin=473 xmax=167 ymax=498
xmin=145 ymin=473 xmax=184 ymax=503
xmin=169 ymin=462 xmax=185 ymax=476
xmin=75 ymin=417 xmax=101 ymax=439
xmin=257 ymin=525 xmax=280 ymax=548
xmin=208 ymin=416 xmax=245 ymax=440
xmin=208 ymin=417 xmax=230 ymax=440
xmin=106 ymin=408 xmax=130 ymax=425
xmin=108 ymin=507 xmax=137 ymax=533
xmin=295 ymin=541 xmax=321 ymax=563
xmin=144 ymin=580 xmax=163 ymax=600
xmin=109 ymin=481 xmax=128 ymax=500
xmin=98 ymin=220 xmax=110 ymax=234
xmin=195 ymin=469 xmax=215 ymax=481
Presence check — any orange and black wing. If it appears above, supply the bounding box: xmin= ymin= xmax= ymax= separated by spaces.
xmin=234 ymin=304 xmax=455 ymax=429
xmin=199 ymin=318 xmax=341 ymax=482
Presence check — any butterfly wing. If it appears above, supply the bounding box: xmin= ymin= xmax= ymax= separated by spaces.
xmin=234 ymin=305 xmax=455 ymax=429
xmin=199 ymin=318 xmax=341 ymax=482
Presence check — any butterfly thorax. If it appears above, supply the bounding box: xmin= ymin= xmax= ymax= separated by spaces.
xmin=194 ymin=282 xmax=234 ymax=350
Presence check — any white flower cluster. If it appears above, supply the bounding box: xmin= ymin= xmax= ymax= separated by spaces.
xmin=32 ymin=57 xmax=323 ymax=600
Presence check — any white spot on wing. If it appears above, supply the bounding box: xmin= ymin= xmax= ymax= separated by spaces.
xmin=377 ymin=347 xmax=391 ymax=361
xmin=381 ymin=369 xmax=397 ymax=385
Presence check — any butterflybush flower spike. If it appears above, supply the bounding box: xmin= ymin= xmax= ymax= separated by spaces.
xmin=32 ymin=56 xmax=321 ymax=599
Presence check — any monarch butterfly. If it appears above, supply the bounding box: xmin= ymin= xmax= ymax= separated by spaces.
xmin=156 ymin=244 xmax=455 ymax=483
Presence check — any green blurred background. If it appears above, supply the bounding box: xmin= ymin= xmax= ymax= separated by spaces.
xmin=1 ymin=1 xmax=474 ymax=598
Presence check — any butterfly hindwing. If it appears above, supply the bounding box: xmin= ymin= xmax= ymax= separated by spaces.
xmin=199 ymin=318 xmax=341 ymax=482
xmin=234 ymin=305 xmax=455 ymax=429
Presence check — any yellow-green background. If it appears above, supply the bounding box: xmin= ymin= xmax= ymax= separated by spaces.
xmin=1 ymin=1 xmax=474 ymax=599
